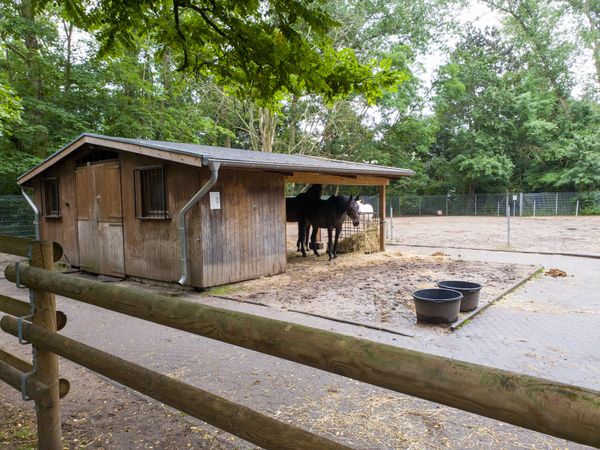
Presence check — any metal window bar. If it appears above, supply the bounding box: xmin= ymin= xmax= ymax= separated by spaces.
xmin=41 ymin=178 xmax=60 ymax=218
xmin=134 ymin=166 xmax=168 ymax=219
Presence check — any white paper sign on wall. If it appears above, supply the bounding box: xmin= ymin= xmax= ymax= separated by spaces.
xmin=209 ymin=191 xmax=221 ymax=210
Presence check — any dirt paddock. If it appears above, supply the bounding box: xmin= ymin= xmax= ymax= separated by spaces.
xmin=386 ymin=215 xmax=600 ymax=255
xmin=218 ymin=250 xmax=537 ymax=337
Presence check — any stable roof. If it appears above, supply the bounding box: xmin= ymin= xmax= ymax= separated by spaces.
xmin=18 ymin=133 xmax=414 ymax=186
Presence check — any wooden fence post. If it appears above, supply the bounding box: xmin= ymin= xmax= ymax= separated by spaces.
xmin=30 ymin=241 xmax=61 ymax=449
xmin=379 ymin=184 xmax=386 ymax=251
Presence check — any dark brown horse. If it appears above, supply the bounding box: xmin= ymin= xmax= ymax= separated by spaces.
xmin=304 ymin=195 xmax=361 ymax=260
xmin=285 ymin=184 xmax=323 ymax=256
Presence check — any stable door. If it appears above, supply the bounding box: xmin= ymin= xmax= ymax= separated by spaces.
xmin=75 ymin=162 xmax=125 ymax=276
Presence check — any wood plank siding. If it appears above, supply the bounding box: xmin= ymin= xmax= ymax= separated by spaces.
xmin=198 ymin=169 xmax=286 ymax=287
xmin=75 ymin=162 xmax=125 ymax=276
xmin=119 ymin=153 xmax=203 ymax=285
xmin=34 ymin=157 xmax=80 ymax=266
xmin=31 ymin=145 xmax=288 ymax=288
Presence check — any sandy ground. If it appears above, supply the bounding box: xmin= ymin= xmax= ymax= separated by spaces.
xmin=0 ymin=243 xmax=592 ymax=449
xmin=385 ymin=216 xmax=600 ymax=255
xmin=218 ymin=250 xmax=538 ymax=337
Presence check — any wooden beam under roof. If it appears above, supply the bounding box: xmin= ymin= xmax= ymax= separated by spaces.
xmin=285 ymin=172 xmax=389 ymax=186
xmin=18 ymin=135 xmax=204 ymax=185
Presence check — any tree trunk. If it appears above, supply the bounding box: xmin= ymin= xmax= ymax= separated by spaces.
xmin=259 ymin=106 xmax=275 ymax=152
xmin=20 ymin=0 xmax=42 ymax=100
xmin=581 ymin=0 xmax=600 ymax=86
xmin=288 ymin=95 xmax=297 ymax=153
xmin=248 ymin=106 xmax=261 ymax=152
xmin=63 ymin=22 xmax=73 ymax=94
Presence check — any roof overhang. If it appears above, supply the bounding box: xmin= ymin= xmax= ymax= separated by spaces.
xmin=18 ymin=135 xmax=204 ymax=185
xmin=18 ymin=133 xmax=414 ymax=186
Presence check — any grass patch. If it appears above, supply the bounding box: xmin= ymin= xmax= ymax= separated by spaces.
xmin=0 ymin=421 xmax=36 ymax=449
xmin=206 ymin=284 xmax=245 ymax=296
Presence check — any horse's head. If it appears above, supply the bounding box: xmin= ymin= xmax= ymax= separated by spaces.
xmin=346 ymin=195 xmax=361 ymax=227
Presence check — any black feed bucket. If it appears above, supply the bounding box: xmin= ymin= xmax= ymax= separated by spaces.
xmin=437 ymin=280 xmax=482 ymax=312
xmin=412 ymin=288 xmax=462 ymax=324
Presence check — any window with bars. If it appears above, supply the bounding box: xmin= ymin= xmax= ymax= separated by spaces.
xmin=134 ymin=166 xmax=168 ymax=219
xmin=42 ymin=178 xmax=61 ymax=218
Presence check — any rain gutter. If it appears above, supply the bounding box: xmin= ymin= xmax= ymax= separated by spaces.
xmin=178 ymin=160 xmax=221 ymax=286
xmin=21 ymin=187 xmax=40 ymax=240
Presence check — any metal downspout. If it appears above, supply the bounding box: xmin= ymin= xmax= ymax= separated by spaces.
xmin=178 ymin=161 xmax=221 ymax=285
xmin=21 ymin=187 xmax=40 ymax=240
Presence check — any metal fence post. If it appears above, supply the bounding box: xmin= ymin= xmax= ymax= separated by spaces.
xmin=390 ymin=206 xmax=394 ymax=240
xmin=519 ymin=192 xmax=523 ymax=217
xmin=419 ymin=197 xmax=422 ymax=216
xmin=445 ymin=198 xmax=449 ymax=216
xmin=576 ymin=200 xmax=579 ymax=217
xmin=30 ymin=241 xmax=61 ymax=449
xmin=506 ymin=194 xmax=511 ymax=246
xmin=497 ymin=201 xmax=500 ymax=216
xmin=555 ymin=193 xmax=559 ymax=215
xmin=533 ymin=200 xmax=536 ymax=217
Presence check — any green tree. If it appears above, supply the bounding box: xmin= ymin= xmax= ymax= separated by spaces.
xmin=0 ymin=80 xmax=22 ymax=135
xmin=64 ymin=0 xmax=403 ymax=104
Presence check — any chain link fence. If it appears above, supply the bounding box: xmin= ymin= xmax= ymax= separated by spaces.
xmin=364 ymin=191 xmax=600 ymax=218
xmin=2 ymin=190 xmax=599 ymax=241
xmin=0 ymin=195 xmax=36 ymax=238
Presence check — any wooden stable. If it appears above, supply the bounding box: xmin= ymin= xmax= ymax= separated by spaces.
xmin=18 ymin=134 xmax=412 ymax=288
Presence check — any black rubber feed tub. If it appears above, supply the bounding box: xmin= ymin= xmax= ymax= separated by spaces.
xmin=412 ymin=288 xmax=462 ymax=324
xmin=437 ymin=280 xmax=482 ymax=312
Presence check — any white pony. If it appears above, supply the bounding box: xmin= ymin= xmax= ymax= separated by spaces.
xmin=356 ymin=200 xmax=374 ymax=221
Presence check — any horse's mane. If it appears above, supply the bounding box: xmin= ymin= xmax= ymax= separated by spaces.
xmin=327 ymin=195 xmax=351 ymax=213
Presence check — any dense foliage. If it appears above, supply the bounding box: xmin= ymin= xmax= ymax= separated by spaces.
xmin=0 ymin=0 xmax=598 ymax=194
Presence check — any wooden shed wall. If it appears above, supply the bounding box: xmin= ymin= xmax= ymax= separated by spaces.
xmin=198 ymin=168 xmax=286 ymax=287
xmin=32 ymin=148 xmax=287 ymax=288
xmin=34 ymin=156 xmax=80 ymax=267
xmin=119 ymin=153 xmax=203 ymax=286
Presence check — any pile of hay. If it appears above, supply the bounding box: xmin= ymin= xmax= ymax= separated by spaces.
xmin=336 ymin=225 xmax=379 ymax=254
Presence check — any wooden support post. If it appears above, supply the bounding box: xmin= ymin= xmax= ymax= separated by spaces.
xmin=1 ymin=318 xmax=349 ymax=450
xmin=30 ymin=241 xmax=61 ymax=449
xmin=379 ymin=184 xmax=386 ymax=251
xmin=6 ymin=263 xmax=600 ymax=447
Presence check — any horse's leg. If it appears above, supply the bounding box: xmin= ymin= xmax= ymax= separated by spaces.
xmin=296 ymin=221 xmax=302 ymax=253
xmin=327 ymin=226 xmax=334 ymax=260
xmin=333 ymin=225 xmax=341 ymax=258
xmin=305 ymin=224 xmax=311 ymax=250
xmin=299 ymin=220 xmax=307 ymax=257
xmin=311 ymin=227 xmax=320 ymax=256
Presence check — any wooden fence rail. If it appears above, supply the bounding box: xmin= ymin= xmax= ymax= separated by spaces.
xmin=4 ymin=261 xmax=600 ymax=448
xmin=1 ymin=316 xmax=349 ymax=450
xmin=0 ymin=348 xmax=70 ymax=399
xmin=0 ymin=235 xmax=62 ymax=261
xmin=0 ymin=294 xmax=67 ymax=331
xmin=1 ymin=235 xmax=600 ymax=448
xmin=0 ymin=358 xmax=53 ymax=407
